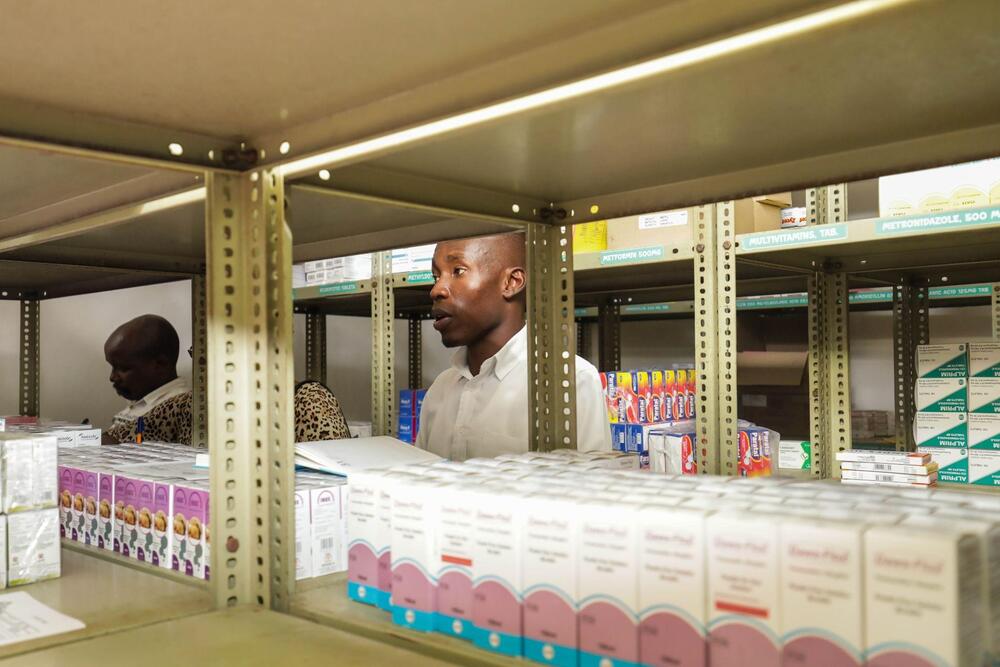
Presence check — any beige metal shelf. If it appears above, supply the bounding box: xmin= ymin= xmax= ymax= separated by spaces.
xmin=0 ymin=606 xmax=451 ymax=667
xmin=291 ymin=573 xmax=513 ymax=667
xmin=0 ymin=549 xmax=213 ymax=661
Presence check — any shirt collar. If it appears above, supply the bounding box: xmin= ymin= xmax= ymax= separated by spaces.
xmin=451 ymin=325 xmax=527 ymax=381
xmin=129 ymin=377 xmax=190 ymax=410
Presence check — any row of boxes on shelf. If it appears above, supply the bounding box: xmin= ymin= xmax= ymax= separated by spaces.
xmin=628 ymin=419 xmax=777 ymax=477
xmin=397 ymin=389 xmax=426 ymax=444
xmin=299 ymin=244 xmax=437 ymax=287
xmin=347 ymin=451 xmax=999 ymax=667
xmin=57 ymin=442 xmax=349 ymax=581
xmin=914 ymin=342 xmax=1000 ymax=486
xmin=600 ymin=369 xmax=696 ymax=424
xmin=0 ymin=432 xmax=61 ymax=588
xmin=838 ymin=450 xmax=939 ymax=487
xmin=0 ymin=417 xmax=101 ymax=447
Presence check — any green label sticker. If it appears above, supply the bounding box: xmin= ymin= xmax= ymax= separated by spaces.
xmin=622 ymin=303 xmax=673 ymax=314
xmin=318 ymin=282 xmax=360 ymax=295
xmin=740 ymin=224 xmax=848 ymax=250
xmin=848 ymin=289 xmax=893 ymax=304
xmin=405 ymin=271 xmax=434 ymax=285
xmin=928 ymin=284 xmax=993 ymax=299
xmin=736 ymin=295 xmax=809 ymax=310
xmin=599 ymin=246 xmax=665 ymax=266
xmin=876 ymin=204 xmax=1000 ymax=235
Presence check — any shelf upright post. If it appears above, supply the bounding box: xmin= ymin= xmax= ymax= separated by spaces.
xmin=205 ymin=169 xmax=296 ymax=612
xmin=892 ymin=282 xmax=928 ymax=450
xmin=825 ymin=270 xmax=852 ymax=476
xmin=807 ymin=273 xmax=829 ymax=477
xmin=371 ymin=251 xmax=395 ymax=436
xmin=597 ymin=300 xmax=621 ymax=372
xmin=993 ymin=283 xmax=1000 ymax=341
xmin=715 ymin=201 xmax=739 ymax=476
xmin=304 ymin=312 xmax=327 ymax=385
xmin=807 ymin=183 xmax=848 ymax=226
xmin=693 ymin=205 xmax=722 ymax=474
xmin=18 ymin=296 xmax=40 ymax=417
xmin=408 ymin=316 xmax=422 ymax=390
xmin=527 ymin=222 xmax=576 ymax=452
xmin=190 ymin=275 xmax=208 ymax=448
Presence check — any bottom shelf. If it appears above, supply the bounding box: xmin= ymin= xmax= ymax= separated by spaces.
xmin=0 ymin=548 xmax=214 ymax=660
xmin=0 ymin=607 xmax=451 ymax=666
xmin=290 ymin=573 xmax=513 ymax=667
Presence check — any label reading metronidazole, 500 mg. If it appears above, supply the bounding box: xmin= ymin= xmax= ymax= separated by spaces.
xmin=916 ymin=344 xmax=968 ymax=378
xmin=916 ymin=378 xmax=968 ymax=413
xmin=876 ymin=204 xmax=1000 ymax=235
xmin=740 ymin=224 xmax=847 ymax=251
xmin=915 ymin=412 xmax=967 ymax=448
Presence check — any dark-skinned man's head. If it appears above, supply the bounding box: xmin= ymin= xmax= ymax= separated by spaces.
xmin=104 ymin=315 xmax=180 ymax=401
xmin=430 ymin=232 xmax=527 ymax=348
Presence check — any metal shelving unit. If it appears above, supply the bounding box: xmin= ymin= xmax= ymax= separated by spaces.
xmin=2 ymin=0 xmax=999 ymax=659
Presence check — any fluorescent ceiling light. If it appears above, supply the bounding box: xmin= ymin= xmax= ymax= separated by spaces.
xmin=280 ymin=0 xmax=910 ymax=178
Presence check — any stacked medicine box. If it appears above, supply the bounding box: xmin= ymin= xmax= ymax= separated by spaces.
xmin=601 ymin=368 xmax=697 ymax=466
xmin=915 ymin=342 xmax=1000 ymax=486
xmin=397 ymin=389 xmax=427 ymax=444
xmin=0 ymin=433 xmax=61 ymax=587
xmin=58 ymin=442 xmax=350 ymax=581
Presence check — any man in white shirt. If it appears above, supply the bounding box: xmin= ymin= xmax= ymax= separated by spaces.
xmin=102 ymin=315 xmax=192 ymax=444
xmin=415 ymin=232 xmax=610 ymax=460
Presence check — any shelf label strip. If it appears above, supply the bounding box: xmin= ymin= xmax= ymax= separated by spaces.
xmin=740 ymin=224 xmax=848 ymax=250
xmin=875 ymin=205 xmax=1000 ymax=235
xmin=317 ymin=281 xmax=361 ymax=295
xmin=598 ymin=245 xmax=665 ymax=266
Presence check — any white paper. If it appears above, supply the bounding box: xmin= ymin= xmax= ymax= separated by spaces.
xmin=638 ymin=210 xmax=687 ymax=230
xmin=0 ymin=592 xmax=85 ymax=646
xmin=294 ymin=436 xmax=440 ymax=475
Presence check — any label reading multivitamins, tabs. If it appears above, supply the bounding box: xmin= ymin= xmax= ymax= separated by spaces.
xmin=970 ymin=342 xmax=1000 ymax=377
xmin=917 ymin=343 xmax=968 ymax=378
xmin=969 ymin=450 xmax=1000 ymax=487
xmin=969 ymin=377 xmax=1000 ymax=413
xmin=969 ymin=414 xmax=1000 ymax=451
xmin=917 ymin=447 xmax=969 ymax=484
xmin=915 ymin=413 xmax=967 ymax=448
xmin=915 ymin=378 xmax=967 ymax=412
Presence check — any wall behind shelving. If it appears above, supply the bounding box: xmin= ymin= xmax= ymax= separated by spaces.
xmin=1 ymin=284 xmax=991 ymax=428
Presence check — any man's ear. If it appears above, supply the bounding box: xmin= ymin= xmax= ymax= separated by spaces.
xmin=502 ymin=267 xmax=527 ymax=300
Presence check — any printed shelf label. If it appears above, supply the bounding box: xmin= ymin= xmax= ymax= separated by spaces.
xmin=740 ymin=224 xmax=848 ymax=250
xmin=875 ymin=204 xmax=1000 ymax=235
xmin=318 ymin=282 xmax=361 ymax=295
xmin=598 ymin=246 xmax=666 ymax=266
xmin=404 ymin=271 xmax=434 ymax=285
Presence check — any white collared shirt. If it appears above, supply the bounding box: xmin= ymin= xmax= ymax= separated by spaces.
xmin=415 ymin=326 xmax=610 ymax=461
xmin=113 ymin=377 xmax=191 ymax=421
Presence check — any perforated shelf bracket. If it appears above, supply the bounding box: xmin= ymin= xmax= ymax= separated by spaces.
xmin=371 ymin=251 xmax=395 ymax=437
xmin=205 ymin=169 xmax=295 ymax=612
xmin=527 ymin=223 xmax=576 ymax=452
xmin=18 ymin=298 xmax=40 ymax=418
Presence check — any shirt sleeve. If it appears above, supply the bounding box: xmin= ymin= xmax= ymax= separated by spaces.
xmin=105 ymin=418 xmax=133 ymax=445
xmin=574 ymin=359 xmax=612 ymax=452
xmin=294 ymin=383 xmax=351 ymax=442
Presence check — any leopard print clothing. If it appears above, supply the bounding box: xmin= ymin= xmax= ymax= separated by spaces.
xmin=106 ymin=392 xmax=194 ymax=446
xmin=106 ymin=383 xmax=351 ymax=445
xmin=294 ymin=381 xmax=352 ymax=442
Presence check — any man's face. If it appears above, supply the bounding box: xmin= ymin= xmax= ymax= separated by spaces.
xmin=104 ymin=334 xmax=164 ymax=401
xmin=430 ymin=239 xmax=506 ymax=348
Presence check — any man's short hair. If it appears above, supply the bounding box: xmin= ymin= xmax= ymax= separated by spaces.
xmin=129 ymin=315 xmax=180 ymax=364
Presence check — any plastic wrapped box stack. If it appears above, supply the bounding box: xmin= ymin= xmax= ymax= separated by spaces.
xmin=58 ymin=442 xmax=349 ymax=581
xmin=347 ymin=450 xmax=998 ymax=667
xmin=915 ymin=342 xmax=1000 ymax=486
xmin=0 ymin=433 xmax=61 ymax=587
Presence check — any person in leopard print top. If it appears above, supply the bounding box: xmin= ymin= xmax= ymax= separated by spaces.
xmin=104 ymin=315 xmax=350 ymax=445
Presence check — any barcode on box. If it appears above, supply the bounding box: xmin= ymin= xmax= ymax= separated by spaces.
xmin=321 ymin=538 xmax=334 ymax=550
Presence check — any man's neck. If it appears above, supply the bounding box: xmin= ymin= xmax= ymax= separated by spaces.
xmin=137 ymin=373 xmax=179 ymax=401
xmin=467 ymin=318 xmax=524 ymax=376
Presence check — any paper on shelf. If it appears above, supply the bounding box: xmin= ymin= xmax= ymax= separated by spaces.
xmin=0 ymin=592 xmax=85 ymax=646
xmin=294 ymin=436 xmax=440 ymax=475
